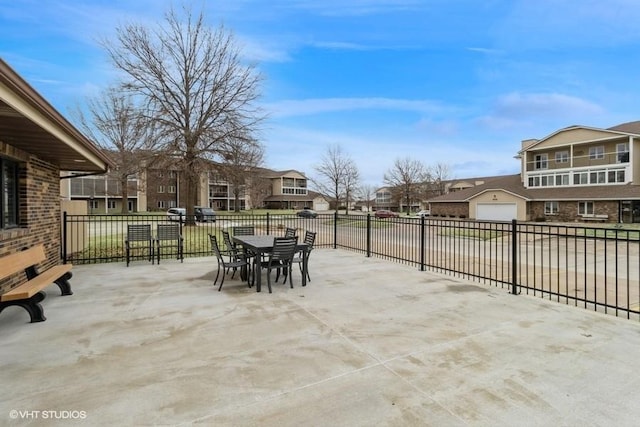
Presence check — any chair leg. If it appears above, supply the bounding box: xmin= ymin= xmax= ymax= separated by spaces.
xmin=289 ymin=265 xmax=294 ymax=288
xmin=266 ymin=268 xmax=273 ymax=293
xmin=299 ymin=262 xmax=311 ymax=282
xmin=218 ymin=271 xmax=226 ymax=291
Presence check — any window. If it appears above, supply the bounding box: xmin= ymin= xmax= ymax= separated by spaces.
xmin=589 ymin=171 xmax=606 ymax=184
xmin=168 ymin=200 xmax=176 ymax=208
xmin=107 ymin=200 xmax=116 ymax=209
xmin=573 ymin=172 xmax=588 ymax=185
xmin=158 ymin=185 xmax=165 ymax=193
xmin=168 ymin=185 xmax=176 ymax=194
xmin=534 ymin=154 xmax=548 ymax=170
xmin=617 ymin=143 xmax=629 ymax=163
xmin=89 ymin=199 xmax=99 ymax=209
xmin=589 ymin=146 xmax=604 ymax=160
xmin=555 ymin=151 xmax=569 ymax=163
xmin=158 ymin=200 xmax=166 ymax=209
xmin=578 ymin=202 xmax=594 ymax=215
xmin=544 ymin=202 xmax=559 ymax=215
xmin=1 ymin=157 xmax=19 ymax=229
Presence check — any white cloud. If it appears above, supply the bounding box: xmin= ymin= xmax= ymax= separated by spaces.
xmin=310 ymin=41 xmax=372 ymax=51
xmin=264 ymin=97 xmax=446 ymax=118
xmin=263 ymin=123 xmax=520 ymax=187
xmin=282 ymin=0 xmax=425 ymax=17
xmin=477 ymin=92 xmax=604 ymax=130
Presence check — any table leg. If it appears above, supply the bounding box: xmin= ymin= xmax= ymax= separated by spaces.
xmin=302 ymin=248 xmax=308 ymax=287
xmin=255 ymin=251 xmax=262 ymax=292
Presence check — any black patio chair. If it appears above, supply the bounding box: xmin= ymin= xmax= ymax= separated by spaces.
xmin=284 ymin=227 xmax=297 ymax=238
xmin=209 ymin=234 xmax=250 ymax=291
xmin=155 ymin=223 xmax=184 ymax=264
xmin=260 ymin=236 xmax=298 ymax=293
xmin=232 ymin=226 xmax=255 ymax=236
xmin=291 ymin=230 xmax=316 ymax=282
xmin=221 ymin=229 xmax=252 ymax=279
xmin=125 ymin=224 xmax=154 ymax=267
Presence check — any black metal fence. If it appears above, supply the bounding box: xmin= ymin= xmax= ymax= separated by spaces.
xmin=62 ymin=212 xmax=640 ymax=320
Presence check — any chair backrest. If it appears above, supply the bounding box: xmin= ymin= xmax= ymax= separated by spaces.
xmin=233 ymin=226 xmax=255 ymax=236
xmin=221 ymin=230 xmax=237 ymax=252
xmin=157 ymin=223 xmax=181 ymax=241
xmin=303 ymin=230 xmax=316 ymax=247
xmin=127 ymin=224 xmax=151 ymax=242
xmin=284 ymin=227 xmax=297 ymax=238
xmin=271 ymin=237 xmax=298 ymax=262
xmin=209 ymin=234 xmax=224 ymax=261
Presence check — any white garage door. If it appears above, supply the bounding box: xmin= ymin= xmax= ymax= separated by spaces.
xmin=476 ymin=203 xmax=517 ymax=221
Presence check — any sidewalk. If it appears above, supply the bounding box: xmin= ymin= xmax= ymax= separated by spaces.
xmin=1 ymin=249 xmax=639 ymax=426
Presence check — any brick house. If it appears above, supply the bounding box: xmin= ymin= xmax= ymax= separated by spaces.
xmin=429 ymin=122 xmax=640 ymax=223
xmin=0 ymin=59 xmax=111 ymax=292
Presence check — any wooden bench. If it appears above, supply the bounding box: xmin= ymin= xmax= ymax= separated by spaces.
xmin=0 ymin=245 xmax=73 ymax=323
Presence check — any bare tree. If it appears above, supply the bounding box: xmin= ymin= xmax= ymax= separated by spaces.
xmin=214 ymin=136 xmax=264 ymax=212
xmin=313 ymin=144 xmax=359 ymax=214
xmin=427 ymin=162 xmax=451 ymax=196
xmin=103 ymin=5 xmax=263 ymax=223
xmin=343 ymin=162 xmax=360 ymax=213
xmin=384 ymin=157 xmax=427 ymax=215
xmin=246 ymin=167 xmax=271 ymax=210
xmin=358 ymin=184 xmax=377 ymax=212
xmin=76 ymin=87 xmax=155 ymax=214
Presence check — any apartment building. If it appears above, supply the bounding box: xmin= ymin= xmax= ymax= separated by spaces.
xmin=428 ymin=121 xmax=640 ymax=223
xmin=64 ymin=163 xmax=318 ymax=212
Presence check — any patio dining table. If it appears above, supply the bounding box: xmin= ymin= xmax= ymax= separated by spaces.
xmin=231 ymin=235 xmax=309 ymax=292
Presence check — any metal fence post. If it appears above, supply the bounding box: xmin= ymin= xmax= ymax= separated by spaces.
xmin=266 ymin=212 xmax=270 ymax=235
xmin=366 ymin=213 xmax=371 ymax=257
xmin=420 ymin=215 xmax=425 ymax=271
xmin=62 ymin=211 xmax=68 ymax=264
xmin=333 ymin=211 xmax=338 ymax=249
xmin=511 ymin=219 xmax=518 ymax=295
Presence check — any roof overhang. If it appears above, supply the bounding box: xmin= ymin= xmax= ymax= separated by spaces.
xmin=468 ymin=188 xmax=531 ymax=202
xmin=0 ymin=59 xmax=111 ymax=172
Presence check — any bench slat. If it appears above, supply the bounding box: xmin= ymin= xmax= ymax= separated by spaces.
xmin=0 ymin=246 xmax=46 ymax=279
xmin=1 ymin=264 xmax=73 ymax=302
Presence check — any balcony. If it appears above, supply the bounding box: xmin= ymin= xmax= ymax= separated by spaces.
xmin=525 ymin=164 xmax=630 ymax=188
xmin=1 ymin=249 xmax=639 ymax=424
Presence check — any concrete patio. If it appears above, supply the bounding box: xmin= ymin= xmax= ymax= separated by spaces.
xmin=1 ymin=248 xmax=639 ymax=426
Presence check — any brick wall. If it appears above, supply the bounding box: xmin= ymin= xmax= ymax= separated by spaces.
xmin=430 ymin=202 xmax=469 ymax=218
xmin=0 ymin=153 xmax=62 ymax=293
xmin=530 ymin=200 xmax=619 ymax=223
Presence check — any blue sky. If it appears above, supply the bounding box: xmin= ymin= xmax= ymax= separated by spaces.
xmin=2 ymin=0 xmax=640 ymax=187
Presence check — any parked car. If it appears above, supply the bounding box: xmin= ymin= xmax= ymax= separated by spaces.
xmin=297 ymin=208 xmax=318 ymax=218
xmin=416 ymin=210 xmax=431 ymax=218
xmin=166 ymin=207 xmax=187 ymax=222
xmin=194 ymin=206 xmax=216 ymax=222
xmin=374 ymin=209 xmax=399 ymax=218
